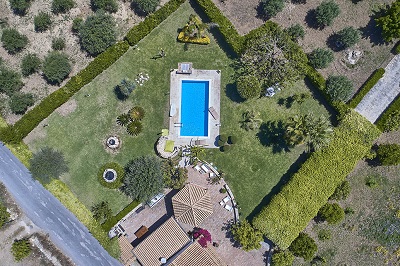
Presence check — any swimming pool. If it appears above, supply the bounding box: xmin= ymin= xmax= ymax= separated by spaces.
xmin=180 ymin=80 xmax=209 ymax=137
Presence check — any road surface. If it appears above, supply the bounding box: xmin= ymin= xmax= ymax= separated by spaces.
xmin=0 ymin=143 xmax=122 ymax=266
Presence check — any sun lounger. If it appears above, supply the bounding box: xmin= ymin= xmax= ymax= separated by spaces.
xmin=194 ymin=165 xmax=201 ymax=172
xmin=201 ymin=164 xmax=209 ymax=173
xmin=224 ymin=204 xmax=233 ymax=212
xmin=223 ymin=196 xmax=231 ymax=203
xmin=208 ymin=107 xmax=219 ymax=120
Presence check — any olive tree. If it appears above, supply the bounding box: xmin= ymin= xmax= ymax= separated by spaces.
xmin=1 ymin=28 xmax=28 ymax=54
xmin=42 ymin=52 xmax=71 ymax=84
xmin=9 ymin=0 xmax=31 ymax=15
xmin=21 ymin=53 xmax=41 ymax=76
xmin=0 ymin=66 xmax=23 ymax=96
xmin=131 ymin=0 xmax=160 ymax=15
xmin=9 ymin=92 xmax=35 ymax=114
xmin=285 ymin=24 xmax=305 ymax=42
xmin=34 ymin=12 xmax=52 ymax=32
xmin=259 ymin=0 xmax=285 ymax=19
xmin=315 ymin=0 xmax=340 ymax=27
xmin=308 ymin=48 xmax=334 ymax=69
xmin=51 ymin=0 xmax=75 ymax=14
xmin=335 ymin=27 xmax=361 ymax=49
xmin=91 ymin=0 xmax=118 ymax=13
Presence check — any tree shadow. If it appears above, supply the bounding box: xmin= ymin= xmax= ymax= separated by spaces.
xmin=326 ymin=33 xmax=343 ymax=52
xmin=304 ymin=9 xmax=320 ymax=30
xmin=114 ymin=86 xmax=127 ymax=101
xmin=256 ymin=121 xmax=290 ymax=153
xmin=221 ymin=220 xmax=240 ymax=248
xmin=291 ymin=0 xmax=306 ymax=4
xmin=255 ymin=3 xmax=269 ymax=21
xmin=247 ymin=151 xmax=310 ymax=221
xmin=277 ymin=96 xmax=295 ymax=108
xmin=359 ymin=14 xmax=386 ymax=47
xmin=225 ymin=83 xmax=245 ymax=103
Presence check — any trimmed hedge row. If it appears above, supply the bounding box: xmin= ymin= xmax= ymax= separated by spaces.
xmin=348 ymin=68 xmax=385 ymax=108
xmin=375 ymin=95 xmax=400 ymax=131
xmin=252 ymin=111 xmax=380 ymax=249
xmin=394 ymin=41 xmax=400 ymax=55
xmin=0 ymin=41 xmax=130 ymax=143
xmin=125 ymin=0 xmax=186 ymax=46
xmin=102 ymin=200 xmax=140 ymax=231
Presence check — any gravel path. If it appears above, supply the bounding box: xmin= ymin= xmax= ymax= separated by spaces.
xmin=355 ymin=55 xmax=400 ymax=123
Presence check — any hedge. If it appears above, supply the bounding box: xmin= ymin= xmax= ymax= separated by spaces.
xmin=177 ymin=32 xmax=210 ymax=44
xmin=252 ymin=110 xmax=380 ymax=249
xmin=375 ymin=95 xmax=400 ymax=131
xmin=125 ymin=0 xmax=186 ymax=46
xmin=102 ymin=200 xmax=140 ymax=231
xmin=395 ymin=41 xmax=400 ymax=55
xmin=348 ymin=68 xmax=385 ymax=108
xmin=0 ymin=41 xmax=129 ymax=143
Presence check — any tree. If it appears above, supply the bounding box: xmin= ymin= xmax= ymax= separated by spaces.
xmin=29 ymin=147 xmax=69 ymax=184
xmin=308 ymin=48 xmax=334 ymax=69
xmin=1 ymin=28 xmax=28 ymax=54
xmin=326 ymin=75 xmax=353 ymax=102
xmin=51 ymin=0 xmax=75 ymax=14
xmin=315 ymin=0 xmax=340 ymax=28
xmin=272 ymin=250 xmax=295 ymax=266
xmin=259 ymin=0 xmax=285 ymax=19
xmin=116 ymin=113 xmax=131 ymax=126
xmin=51 ymin=37 xmax=65 ymax=50
xmin=188 ymin=145 xmax=205 ymax=164
xmin=375 ymin=0 xmax=400 ymax=42
xmin=9 ymin=92 xmax=35 ymax=114
xmin=79 ymin=11 xmax=116 ymax=56
xmin=318 ymin=203 xmax=345 ymax=224
xmin=335 ymin=27 xmax=361 ymax=49
xmin=116 ymin=78 xmax=135 ymax=99
xmin=21 ymin=53 xmax=41 ymax=76
xmin=9 ymin=0 xmax=31 ymax=15
xmin=376 ymin=144 xmax=400 ymax=165
xmin=132 ymin=0 xmax=160 ymax=15
xmin=240 ymin=110 xmax=263 ymax=131
xmin=239 ymin=22 xmax=308 ymax=88
xmin=72 ymin=17 xmax=83 ymax=33
xmin=231 ymin=220 xmax=263 ymax=251
xmin=285 ymin=24 xmax=305 ymax=42
xmin=42 ymin=51 xmax=71 ymax=84
xmin=91 ymin=201 xmax=112 ymax=222
xmin=123 ymin=155 xmax=163 ymax=202
xmin=34 ymin=12 xmax=52 ymax=32
xmin=162 ymin=158 xmax=188 ymax=189
xmin=0 ymin=202 xmax=10 ymax=228
xmin=288 ymin=233 xmax=317 ymax=261
xmin=11 ymin=238 xmax=31 ymax=262
xmin=329 ymin=180 xmax=351 ymax=200
xmin=126 ymin=121 xmax=143 ymax=136
xmin=236 ymin=75 xmax=262 ymax=100
xmin=0 ymin=66 xmax=23 ymax=96
xmin=91 ymin=0 xmax=118 ymax=13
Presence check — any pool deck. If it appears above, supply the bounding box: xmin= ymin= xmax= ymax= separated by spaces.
xmin=169 ymin=68 xmax=221 ymax=148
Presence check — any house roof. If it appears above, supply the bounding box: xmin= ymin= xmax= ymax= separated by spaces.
xmin=133 ymin=217 xmax=190 ymax=266
xmin=118 ymin=235 xmax=137 ymax=266
xmin=170 ymin=241 xmax=226 ymax=266
xmin=172 ymin=183 xmax=213 ymax=227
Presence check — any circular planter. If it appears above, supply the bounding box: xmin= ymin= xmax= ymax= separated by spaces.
xmin=97 ymin=162 xmax=124 ymax=189
xmin=106 ymin=136 xmax=120 ymax=149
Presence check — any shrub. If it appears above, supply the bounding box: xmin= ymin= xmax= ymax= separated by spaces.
xmin=43 ymin=52 xmax=71 ymax=84
xmin=127 ymin=121 xmax=143 ymax=136
xmin=272 ymin=250 xmax=295 ymax=266
xmin=285 ymin=24 xmax=305 ymax=42
xmin=326 ymin=75 xmax=353 ymax=102
xmin=29 ymin=147 xmax=68 ymax=184
xmin=395 ymin=41 xmax=400 ymax=55
xmin=217 ymin=139 xmax=225 ymax=147
xmin=97 ymin=162 xmax=124 ymax=189
xmin=365 ymin=175 xmax=379 ymax=188
xmin=1 ymin=28 xmax=28 ymax=54
xmin=376 ymin=95 xmax=400 ymax=131
xmin=52 ymin=0 xmax=75 ymax=14
xmin=101 ymin=200 xmax=140 ymax=231
xmin=376 ymin=144 xmax=400 ymax=165
xmin=91 ymin=201 xmax=112 ymax=223
xmin=79 ymin=11 xmax=116 ymax=56
xmin=11 ymin=238 xmax=31 ymax=261
xmin=318 ymin=229 xmax=331 ymax=241
xmin=72 ymin=17 xmax=83 ymax=33
xmin=219 ymin=188 xmax=226 ymax=193
xmin=335 ymin=27 xmax=361 ymax=49
xmin=0 ymin=202 xmax=10 ymax=227
xmin=129 ymin=106 xmax=145 ymax=121
xmin=34 ymin=12 xmax=52 ymax=32
xmin=288 ymin=233 xmax=317 ymax=261
xmin=162 ymin=159 xmax=188 ymax=189
xmin=318 ymin=203 xmax=345 ymax=224
xmin=308 ymin=48 xmax=334 ymax=69
xmin=221 ymin=145 xmax=231 ymax=152
xmin=219 ymin=134 xmax=228 ymax=143
xmin=382 ymin=110 xmax=400 ymax=132
xmin=259 ymin=0 xmax=285 ymax=18
xmin=51 ymin=37 xmax=65 ymax=50
xmin=21 ymin=53 xmax=41 ymax=76
xmin=231 ymin=220 xmax=263 ymax=251
xmin=344 ymin=206 xmax=354 ymax=214
xmin=9 ymin=0 xmax=31 ymax=15
xmin=348 ymin=68 xmax=385 ymax=108
xmin=116 ymin=78 xmax=135 ymax=99
xmin=315 ymin=0 xmax=340 ymax=27
xmin=329 ymin=180 xmax=351 ymax=200
xmin=236 ymin=75 xmax=262 ymax=100
xmin=91 ymin=0 xmax=118 ymax=13
xmin=252 ymin=111 xmax=380 ymax=248
xmin=132 ymin=0 xmax=160 ymax=15
xmin=0 ymin=66 xmax=23 ymax=96
xmin=228 ymin=135 xmax=237 ymax=144
xmin=9 ymin=92 xmax=35 ymax=114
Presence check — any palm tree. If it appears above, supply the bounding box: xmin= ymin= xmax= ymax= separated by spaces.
xmin=306 ymin=115 xmax=333 ymax=152
xmin=116 ymin=113 xmax=131 ymax=126
xmin=284 ymin=114 xmax=308 ymax=146
xmin=126 ymin=121 xmax=143 ymax=136
xmin=240 ymin=110 xmax=263 ymax=131
xmin=129 ymin=106 xmax=145 ymax=121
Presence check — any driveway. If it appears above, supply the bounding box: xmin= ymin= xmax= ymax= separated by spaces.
xmin=0 ymin=143 xmax=122 ymax=266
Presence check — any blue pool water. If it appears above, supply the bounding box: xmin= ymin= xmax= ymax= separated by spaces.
xmin=180 ymin=80 xmax=209 ymax=136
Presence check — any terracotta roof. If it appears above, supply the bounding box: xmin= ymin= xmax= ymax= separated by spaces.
xmin=170 ymin=241 xmax=226 ymax=266
xmin=172 ymin=184 xmax=213 ymax=227
xmin=118 ymin=235 xmax=136 ymax=266
xmin=133 ymin=218 xmax=190 ymax=266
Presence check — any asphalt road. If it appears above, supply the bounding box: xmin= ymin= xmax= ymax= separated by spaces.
xmin=0 ymin=143 xmax=122 ymax=266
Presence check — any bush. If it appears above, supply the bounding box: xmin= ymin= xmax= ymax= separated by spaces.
xmin=365 ymin=175 xmax=379 ymax=188
xmin=285 ymin=24 xmax=305 ymax=42
xmin=259 ymin=0 xmax=285 ymax=18
xmin=1 ymin=28 xmax=28 ymax=54
xmin=318 ymin=229 xmax=331 ymax=241
xmin=308 ymin=48 xmax=334 ymax=69
xmin=348 ymin=68 xmax=385 ymax=108
xmin=72 ymin=17 xmax=83 ymax=33
xmin=34 ymin=12 xmax=52 ymax=32
xmin=376 ymin=144 xmax=400 ymax=165
xmin=101 ymin=200 xmax=140 ymax=231
xmin=0 ymin=66 xmax=23 ymax=96
xmin=29 ymin=147 xmax=68 ymax=184
xmin=382 ymin=110 xmax=400 ymax=132
xmin=91 ymin=0 xmax=118 ymax=13
xmin=43 ymin=52 xmax=71 ymax=84
xmin=0 ymin=202 xmax=10 ymax=227
xmin=132 ymin=0 xmax=160 ymax=15
xmin=97 ymin=162 xmax=124 ymax=189
xmin=217 ymin=139 xmax=225 ymax=147
xmin=9 ymin=92 xmax=35 ymax=114
xmin=376 ymin=95 xmax=400 ymax=131
xmin=79 ymin=11 xmax=116 ymax=56
xmin=219 ymin=188 xmax=226 ymax=193
xmin=395 ymin=41 xmax=400 ymax=55
xmin=272 ymin=250 xmax=295 ymax=266
xmin=228 ymin=135 xmax=237 ymax=144
xmin=335 ymin=27 xmax=361 ymax=49
xmin=318 ymin=203 xmax=345 ymax=224
xmin=315 ymin=0 xmax=340 ymax=27
xmin=162 ymin=159 xmax=188 ymax=189
xmin=21 ymin=53 xmax=41 ymax=76
xmin=127 ymin=121 xmax=143 ymax=136
xmin=326 ymin=75 xmax=353 ymax=102
xmin=329 ymin=180 xmax=351 ymax=200
xmin=221 ymin=145 xmax=231 ymax=152
xmin=52 ymin=0 xmax=75 ymax=14
xmin=236 ymin=75 xmax=262 ymax=100
xmin=252 ymin=111 xmax=380 ymax=249
xmin=344 ymin=206 xmax=354 ymax=214
xmin=219 ymin=134 xmax=228 ymax=143
xmin=9 ymin=0 xmax=31 ymax=15
xmin=91 ymin=201 xmax=112 ymax=223
xmin=231 ymin=220 xmax=263 ymax=251
xmin=288 ymin=233 xmax=317 ymax=261
xmin=51 ymin=37 xmax=65 ymax=50
xmin=11 ymin=238 xmax=31 ymax=261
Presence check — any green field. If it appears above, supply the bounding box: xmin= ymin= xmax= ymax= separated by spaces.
xmin=26 ymin=1 xmax=330 ymax=217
